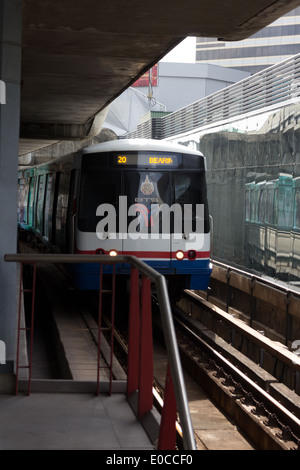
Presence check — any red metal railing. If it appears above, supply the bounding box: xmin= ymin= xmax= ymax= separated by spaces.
xmin=96 ymin=263 xmax=116 ymax=396
xmin=15 ymin=262 xmax=37 ymax=396
xmin=5 ymin=253 xmax=196 ymax=450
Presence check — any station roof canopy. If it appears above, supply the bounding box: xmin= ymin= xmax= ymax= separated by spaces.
xmin=19 ymin=0 xmax=300 ymax=155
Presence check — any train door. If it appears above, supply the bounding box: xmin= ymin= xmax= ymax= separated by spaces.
xmin=122 ymin=170 xmax=171 ymax=269
xmin=66 ymin=169 xmax=78 ymax=253
xmin=43 ymin=173 xmax=54 ymax=243
xmin=55 ymin=171 xmax=71 ymax=253
xmin=35 ymin=174 xmax=46 ymax=237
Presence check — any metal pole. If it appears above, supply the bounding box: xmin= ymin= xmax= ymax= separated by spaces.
xmin=109 ymin=264 xmax=116 ymax=396
xmin=138 ymin=275 xmax=153 ymax=419
xmin=97 ymin=264 xmax=103 ymax=396
xmin=127 ymin=268 xmax=140 ymax=396
xmin=15 ymin=262 xmax=23 ymax=395
xmin=155 ymin=276 xmax=196 ymax=450
xmin=28 ymin=263 xmax=37 ymax=395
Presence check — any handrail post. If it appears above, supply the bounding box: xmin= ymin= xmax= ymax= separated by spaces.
xmin=127 ymin=267 xmax=140 ymax=397
xmin=138 ymin=275 xmax=153 ymax=419
xmin=156 ymin=275 xmax=196 ymax=450
xmin=28 ymin=263 xmax=37 ymax=396
xmin=96 ymin=264 xmax=103 ymax=396
xmin=158 ymin=363 xmax=177 ymax=450
xmin=109 ymin=264 xmax=116 ymax=395
xmin=15 ymin=261 xmax=37 ymax=396
xmin=15 ymin=262 xmax=23 ymax=395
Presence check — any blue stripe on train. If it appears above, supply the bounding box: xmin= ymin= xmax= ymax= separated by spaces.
xmin=69 ymin=259 xmax=212 ymax=291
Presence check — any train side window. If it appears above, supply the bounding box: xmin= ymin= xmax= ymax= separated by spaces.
xmin=245 ymin=189 xmax=250 ymax=222
xmin=258 ymin=189 xmax=266 ymax=224
xmin=266 ymin=187 xmax=274 ymax=224
xmin=294 ymin=189 xmax=300 ymax=229
xmin=250 ymin=187 xmax=255 ymax=223
xmin=28 ymin=177 xmax=36 ymax=227
xmin=278 ymin=185 xmax=293 ymax=228
xmin=17 ymin=177 xmax=30 ymax=225
xmin=35 ymin=175 xmax=46 ymax=234
xmin=43 ymin=173 xmax=53 ymax=240
xmin=273 ymin=189 xmax=278 ymax=226
xmin=51 ymin=172 xmax=60 ymax=245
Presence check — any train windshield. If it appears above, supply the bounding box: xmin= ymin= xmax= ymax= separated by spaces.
xmin=78 ymin=171 xmax=121 ymax=232
xmin=173 ymin=172 xmax=210 ymax=233
xmin=78 ymin=162 xmax=209 ymax=234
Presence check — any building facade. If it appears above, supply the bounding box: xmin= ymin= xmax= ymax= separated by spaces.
xmin=196 ymin=7 xmax=300 ymax=74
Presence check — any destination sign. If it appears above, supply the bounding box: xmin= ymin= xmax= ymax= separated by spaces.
xmin=114 ymin=152 xmax=181 ymax=167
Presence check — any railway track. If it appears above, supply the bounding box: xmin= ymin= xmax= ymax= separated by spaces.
xmin=171 ymin=298 xmax=300 ymax=450
xmin=79 ymin=284 xmax=300 ymax=450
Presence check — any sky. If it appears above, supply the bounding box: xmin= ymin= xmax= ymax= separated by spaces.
xmin=160 ymin=37 xmax=196 ymax=63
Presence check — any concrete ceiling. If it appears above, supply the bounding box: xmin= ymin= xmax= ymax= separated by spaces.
xmin=19 ymin=0 xmax=300 ymax=156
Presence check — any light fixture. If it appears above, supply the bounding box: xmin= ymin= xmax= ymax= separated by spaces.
xmin=109 ymin=249 xmax=118 ymax=257
xmin=176 ymin=250 xmax=184 ymax=260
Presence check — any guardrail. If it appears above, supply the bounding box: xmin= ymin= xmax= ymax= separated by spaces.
xmin=200 ymin=260 xmax=300 ymax=393
xmin=4 ymin=253 xmax=196 ymax=450
xmin=125 ymin=52 xmax=300 ymax=140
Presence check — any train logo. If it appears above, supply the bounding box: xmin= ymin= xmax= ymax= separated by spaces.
xmin=141 ymin=175 xmax=154 ymax=196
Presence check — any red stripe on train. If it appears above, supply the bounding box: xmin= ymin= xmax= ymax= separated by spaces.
xmin=76 ymin=249 xmax=210 ymax=259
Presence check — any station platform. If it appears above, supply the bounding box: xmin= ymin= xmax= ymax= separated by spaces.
xmin=0 ymin=263 xmax=157 ymax=451
xmin=0 ymin=388 xmax=155 ymax=450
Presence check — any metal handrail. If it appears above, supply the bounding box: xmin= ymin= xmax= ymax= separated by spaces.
xmin=161 ymin=53 xmax=300 ymax=138
xmin=4 ymin=253 xmax=196 ymax=450
xmin=125 ymin=53 xmax=300 ymax=140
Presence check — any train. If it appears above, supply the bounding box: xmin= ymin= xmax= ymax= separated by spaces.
xmin=17 ymin=138 xmax=212 ymax=291
xmin=245 ymin=172 xmax=300 ymax=282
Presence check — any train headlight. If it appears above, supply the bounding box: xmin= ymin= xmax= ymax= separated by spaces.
xmin=109 ymin=249 xmax=118 ymax=257
xmin=188 ymin=250 xmax=196 ymax=260
xmin=176 ymin=250 xmax=184 ymax=260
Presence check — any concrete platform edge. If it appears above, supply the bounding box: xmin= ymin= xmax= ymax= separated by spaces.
xmin=17 ymin=378 xmax=127 ymax=394
xmin=127 ymin=390 xmax=161 ymax=447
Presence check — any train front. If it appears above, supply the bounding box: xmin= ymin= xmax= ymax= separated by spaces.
xmin=74 ymin=139 xmax=212 ymax=291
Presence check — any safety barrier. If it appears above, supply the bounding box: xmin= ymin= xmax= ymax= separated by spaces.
xmin=126 ymin=52 xmax=300 ymax=140
xmin=4 ymin=253 xmax=196 ymax=450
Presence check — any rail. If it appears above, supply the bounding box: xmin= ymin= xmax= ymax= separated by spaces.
xmin=4 ymin=253 xmax=196 ymax=451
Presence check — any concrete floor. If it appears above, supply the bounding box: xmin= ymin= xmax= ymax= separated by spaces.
xmin=0 ymin=391 xmax=154 ymax=450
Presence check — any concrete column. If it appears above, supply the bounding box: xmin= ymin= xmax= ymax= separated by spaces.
xmin=0 ymin=0 xmax=22 ymax=382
